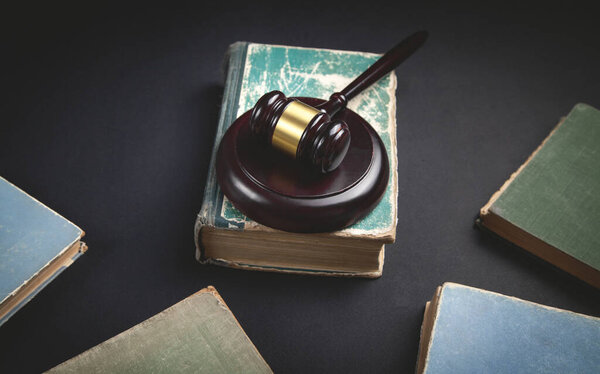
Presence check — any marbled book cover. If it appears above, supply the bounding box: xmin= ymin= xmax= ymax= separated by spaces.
xmin=196 ymin=42 xmax=398 ymax=244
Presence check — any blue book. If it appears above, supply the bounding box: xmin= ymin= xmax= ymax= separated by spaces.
xmin=417 ymin=283 xmax=600 ymax=373
xmin=0 ymin=177 xmax=86 ymax=327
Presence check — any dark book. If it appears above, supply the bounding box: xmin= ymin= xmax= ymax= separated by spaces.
xmin=0 ymin=176 xmax=86 ymax=327
xmin=479 ymin=103 xmax=600 ymax=288
xmin=417 ymin=283 xmax=600 ymax=373
xmin=195 ymin=42 xmax=398 ymax=277
xmin=47 ymin=287 xmax=272 ymax=373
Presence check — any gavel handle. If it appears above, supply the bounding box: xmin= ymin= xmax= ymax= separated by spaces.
xmin=320 ymin=31 xmax=428 ymax=116
xmin=342 ymin=30 xmax=428 ymax=100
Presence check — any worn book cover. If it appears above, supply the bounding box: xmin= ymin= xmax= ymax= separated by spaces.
xmin=417 ymin=283 xmax=600 ymax=373
xmin=0 ymin=176 xmax=86 ymax=327
xmin=195 ymin=42 xmax=398 ymax=277
xmin=479 ymin=103 xmax=600 ymax=288
xmin=47 ymin=286 xmax=272 ymax=373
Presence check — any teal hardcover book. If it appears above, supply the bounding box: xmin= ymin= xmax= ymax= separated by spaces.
xmin=417 ymin=283 xmax=600 ymax=373
xmin=195 ymin=42 xmax=398 ymax=277
xmin=47 ymin=287 xmax=272 ymax=373
xmin=0 ymin=176 xmax=86 ymax=327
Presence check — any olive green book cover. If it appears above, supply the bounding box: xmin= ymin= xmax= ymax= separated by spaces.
xmin=194 ymin=42 xmax=398 ymax=277
xmin=480 ymin=103 xmax=600 ymax=288
xmin=47 ymin=287 xmax=272 ymax=373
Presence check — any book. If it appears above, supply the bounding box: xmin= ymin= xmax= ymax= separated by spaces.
xmin=479 ymin=103 xmax=600 ymax=288
xmin=416 ymin=282 xmax=600 ymax=374
xmin=0 ymin=176 xmax=87 ymax=327
xmin=195 ymin=42 xmax=398 ymax=277
xmin=47 ymin=286 xmax=272 ymax=373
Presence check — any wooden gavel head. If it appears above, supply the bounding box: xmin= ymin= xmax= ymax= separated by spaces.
xmin=249 ymin=90 xmax=351 ymax=174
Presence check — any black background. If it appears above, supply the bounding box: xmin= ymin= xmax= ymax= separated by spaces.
xmin=1 ymin=2 xmax=599 ymax=373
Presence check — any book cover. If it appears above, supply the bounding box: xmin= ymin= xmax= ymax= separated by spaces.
xmin=417 ymin=282 xmax=600 ymax=374
xmin=195 ymin=42 xmax=398 ymax=276
xmin=0 ymin=176 xmax=86 ymax=327
xmin=479 ymin=103 xmax=600 ymax=288
xmin=47 ymin=286 xmax=272 ymax=373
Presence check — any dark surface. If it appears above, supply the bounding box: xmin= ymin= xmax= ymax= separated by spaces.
xmin=1 ymin=2 xmax=599 ymax=372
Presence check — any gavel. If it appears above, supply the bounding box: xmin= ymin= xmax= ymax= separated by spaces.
xmin=249 ymin=30 xmax=428 ymax=173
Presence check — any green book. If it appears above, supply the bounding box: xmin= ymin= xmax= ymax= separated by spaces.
xmin=195 ymin=42 xmax=398 ymax=277
xmin=479 ymin=103 xmax=600 ymax=288
xmin=47 ymin=287 xmax=272 ymax=373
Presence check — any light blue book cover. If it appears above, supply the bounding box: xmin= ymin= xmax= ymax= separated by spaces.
xmin=417 ymin=283 xmax=600 ymax=373
xmin=194 ymin=42 xmax=398 ymax=275
xmin=0 ymin=176 xmax=86 ymax=327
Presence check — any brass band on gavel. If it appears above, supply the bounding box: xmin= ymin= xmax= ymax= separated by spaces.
xmin=271 ymin=101 xmax=321 ymax=158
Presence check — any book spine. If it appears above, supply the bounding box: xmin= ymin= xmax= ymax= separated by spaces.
xmin=0 ymin=241 xmax=87 ymax=327
xmin=195 ymin=42 xmax=249 ymax=263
